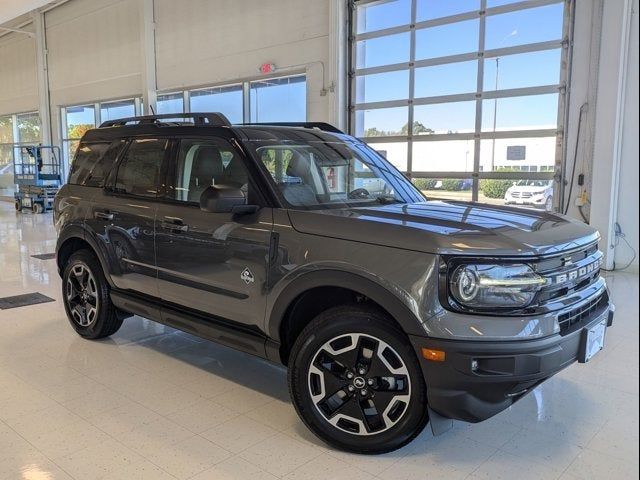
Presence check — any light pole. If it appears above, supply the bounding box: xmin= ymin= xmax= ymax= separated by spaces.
xmin=490 ymin=57 xmax=500 ymax=172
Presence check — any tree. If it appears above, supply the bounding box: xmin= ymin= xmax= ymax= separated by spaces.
xmin=67 ymin=124 xmax=94 ymax=139
xmin=401 ymin=121 xmax=434 ymax=136
xmin=364 ymin=127 xmax=388 ymax=137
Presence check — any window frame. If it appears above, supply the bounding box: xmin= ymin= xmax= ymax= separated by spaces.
xmin=348 ymin=0 xmax=572 ymax=208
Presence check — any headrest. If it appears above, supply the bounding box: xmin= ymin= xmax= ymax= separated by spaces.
xmin=192 ymin=146 xmax=223 ymax=178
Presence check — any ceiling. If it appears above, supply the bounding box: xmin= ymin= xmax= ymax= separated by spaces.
xmin=0 ymin=0 xmax=61 ymax=28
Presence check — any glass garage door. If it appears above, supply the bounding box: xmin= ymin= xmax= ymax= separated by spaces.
xmin=349 ymin=0 xmax=571 ymax=210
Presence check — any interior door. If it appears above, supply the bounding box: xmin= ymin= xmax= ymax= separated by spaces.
xmin=155 ymin=137 xmax=273 ymax=330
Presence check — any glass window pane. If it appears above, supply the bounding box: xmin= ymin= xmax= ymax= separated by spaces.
xmin=413 ymin=140 xmax=475 ymax=172
xmin=17 ymin=113 xmax=41 ymax=144
xmin=483 ymin=49 xmax=561 ymax=91
xmin=357 ymin=0 xmax=411 ymax=33
xmin=485 ymin=4 xmax=564 ymax=50
xmin=356 ymin=32 xmax=411 ymax=69
xmin=100 ymin=100 xmax=135 ymax=123
xmin=190 ymin=85 xmax=243 ymax=124
xmin=65 ymin=105 xmax=95 ymax=139
xmin=480 ymin=175 xmax=555 ymax=210
xmin=64 ymin=140 xmax=80 ymax=166
xmin=356 ymin=70 xmax=410 ymax=103
xmin=414 ymin=101 xmax=476 ymax=134
xmin=413 ymin=177 xmax=473 ymax=201
xmin=415 ymin=20 xmax=479 ymax=60
xmin=170 ymin=138 xmax=244 ymax=202
xmin=0 ymin=115 xmax=13 ymax=143
xmin=250 ymin=76 xmax=306 ymax=123
xmin=368 ymin=142 xmax=408 ymax=171
xmin=157 ymin=93 xmax=184 ymax=114
xmin=115 ymin=138 xmax=168 ymax=197
xmin=0 ymin=143 xmax=14 ymax=196
xmin=355 ymin=106 xmax=409 ymax=137
xmin=482 ymin=94 xmax=559 ymax=131
xmin=416 ymin=0 xmax=479 ymax=21
xmin=414 ymin=61 xmax=478 ymax=98
xmin=479 ymin=136 xmax=556 ymax=172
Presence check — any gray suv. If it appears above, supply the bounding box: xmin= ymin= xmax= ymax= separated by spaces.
xmin=54 ymin=113 xmax=613 ymax=454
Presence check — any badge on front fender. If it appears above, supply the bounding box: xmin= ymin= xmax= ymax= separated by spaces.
xmin=241 ymin=267 xmax=254 ymax=285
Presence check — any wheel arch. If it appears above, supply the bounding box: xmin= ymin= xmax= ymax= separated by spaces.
xmin=56 ymin=226 xmax=114 ymax=287
xmin=267 ymin=270 xmax=426 ymax=365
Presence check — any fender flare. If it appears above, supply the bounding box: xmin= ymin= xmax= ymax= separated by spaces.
xmin=56 ymin=224 xmax=116 ymax=288
xmin=266 ymin=269 xmax=427 ymax=342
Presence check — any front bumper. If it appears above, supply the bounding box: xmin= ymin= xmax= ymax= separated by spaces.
xmin=410 ymin=302 xmax=614 ymax=423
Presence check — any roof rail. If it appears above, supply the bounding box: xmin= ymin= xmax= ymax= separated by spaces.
xmin=239 ymin=122 xmax=344 ymax=134
xmin=100 ymin=112 xmax=231 ymax=128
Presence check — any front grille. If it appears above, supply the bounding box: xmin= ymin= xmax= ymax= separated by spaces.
xmin=511 ymin=192 xmax=521 ymax=198
xmin=534 ymin=244 xmax=603 ymax=306
xmin=557 ymin=293 xmax=607 ymax=335
xmin=521 ymin=192 xmax=532 ymax=198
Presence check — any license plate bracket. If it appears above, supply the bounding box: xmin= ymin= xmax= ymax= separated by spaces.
xmin=578 ymin=314 xmax=607 ymax=363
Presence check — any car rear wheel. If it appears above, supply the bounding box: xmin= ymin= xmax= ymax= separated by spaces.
xmin=32 ymin=202 xmax=44 ymax=214
xmin=62 ymin=249 xmax=123 ymax=339
xmin=288 ymin=305 xmax=429 ymax=454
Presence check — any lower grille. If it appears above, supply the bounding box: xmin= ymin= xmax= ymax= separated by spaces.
xmin=558 ymin=293 xmax=607 ymax=335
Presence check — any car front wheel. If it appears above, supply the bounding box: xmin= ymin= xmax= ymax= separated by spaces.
xmin=288 ymin=305 xmax=429 ymax=454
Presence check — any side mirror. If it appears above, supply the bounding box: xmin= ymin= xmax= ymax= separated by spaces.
xmin=199 ymin=185 xmax=258 ymax=215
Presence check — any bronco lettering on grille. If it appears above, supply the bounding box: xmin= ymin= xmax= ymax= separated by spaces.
xmin=550 ymin=258 xmax=603 ymax=285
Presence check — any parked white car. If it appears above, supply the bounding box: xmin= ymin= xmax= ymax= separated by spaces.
xmin=504 ymin=180 xmax=554 ymax=211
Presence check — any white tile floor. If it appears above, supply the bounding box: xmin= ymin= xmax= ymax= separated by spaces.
xmin=0 ymin=201 xmax=638 ymax=480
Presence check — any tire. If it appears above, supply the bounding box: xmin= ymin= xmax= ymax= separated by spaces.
xmin=62 ymin=249 xmax=124 ymax=339
xmin=32 ymin=202 xmax=44 ymax=214
xmin=14 ymin=200 xmax=21 ymax=211
xmin=288 ymin=305 xmax=429 ymax=454
xmin=545 ymin=196 xmax=553 ymax=212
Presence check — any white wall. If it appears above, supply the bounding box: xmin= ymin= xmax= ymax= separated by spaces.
xmin=154 ymin=0 xmax=332 ymax=121
xmin=0 ymin=32 xmax=38 ymax=115
xmin=45 ymin=0 xmax=142 ymax=144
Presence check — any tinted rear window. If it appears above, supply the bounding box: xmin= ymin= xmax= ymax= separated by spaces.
xmin=114 ymin=138 xmax=168 ymax=197
xmin=68 ymin=140 xmax=123 ymax=187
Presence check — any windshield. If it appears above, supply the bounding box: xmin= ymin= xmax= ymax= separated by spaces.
xmin=514 ymin=180 xmax=553 ymax=187
xmin=245 ymin=133 xmax=424 ymax=209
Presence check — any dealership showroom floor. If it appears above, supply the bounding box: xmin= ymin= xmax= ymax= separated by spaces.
xmin=0 ymin=207 xmax=638 ymax=478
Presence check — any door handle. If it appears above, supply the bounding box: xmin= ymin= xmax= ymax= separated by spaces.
xmin=161 ymin=217 xmax=189 ymax=232
xmin=94 ymin=210 xmax=114 ymax=220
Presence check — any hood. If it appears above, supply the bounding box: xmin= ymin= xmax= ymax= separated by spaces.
xmin=287 ymin=200 xmax=599 ymax=257
xmin=507 ymin=185 xmax=551 ymax=194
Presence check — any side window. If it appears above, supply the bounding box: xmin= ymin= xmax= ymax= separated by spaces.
xmin=260 ymin=148 xmax=295 ymax=184
xmin=168 ymin=138 xmax=250 ymax=203
xmin=68 ymin=142 xmax=110 ymax=186
xmin=115 ymin=138 xmax=168 ymax=197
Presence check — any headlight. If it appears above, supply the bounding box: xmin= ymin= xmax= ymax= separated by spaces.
xmin=450 ymin=263 xmax=546 ymax=310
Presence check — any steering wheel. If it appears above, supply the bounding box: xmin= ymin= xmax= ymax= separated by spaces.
xmin=348 ymin=188 xmax=370 ymax=199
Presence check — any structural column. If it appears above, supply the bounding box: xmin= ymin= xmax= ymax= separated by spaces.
xmin=31 ymin=9 xmax=52 ymax=147
xmin=589 ymin=0 xmax=634 ymax=269
xmin=139 ymin=0 xmax=157 ymax=115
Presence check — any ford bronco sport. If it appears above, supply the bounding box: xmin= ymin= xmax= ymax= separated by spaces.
xmin=54 ymin=113 xmax=614 ymax=454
